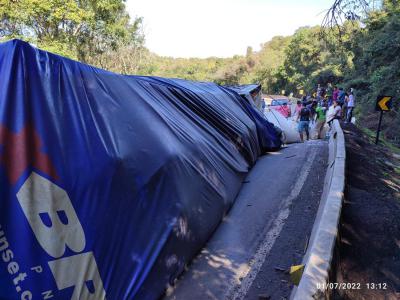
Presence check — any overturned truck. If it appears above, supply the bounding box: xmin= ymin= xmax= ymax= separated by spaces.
xmin=0 ymin=40 xmax=281 ymax=300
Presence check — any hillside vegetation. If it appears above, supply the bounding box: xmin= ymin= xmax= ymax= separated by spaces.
xmin=0 ymin=0 xmax=399 ymax=145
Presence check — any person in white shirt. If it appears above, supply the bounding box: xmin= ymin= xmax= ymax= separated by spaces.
xmin=346 ymin=92 xmax=355 ymax=123
xmin=327 ymin=100 xmax=342 ymax=127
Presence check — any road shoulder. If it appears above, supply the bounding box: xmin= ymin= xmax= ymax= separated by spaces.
xmin=335 ymin=123 xmax=400 ymax=299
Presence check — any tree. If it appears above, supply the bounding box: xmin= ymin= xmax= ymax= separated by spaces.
xmin=0 ymin=0 xmax=144 ymax=62
xmin=344 ymin=1 xmax=400 ymax=141
xmin=251 ymin=36 xmax=292 ymax=93
xmin=323 ymin=0 xmax=376 ymax=30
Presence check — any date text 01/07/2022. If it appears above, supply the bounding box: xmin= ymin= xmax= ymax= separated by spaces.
xmin=316 ymin=282 xmax=388 ymax=290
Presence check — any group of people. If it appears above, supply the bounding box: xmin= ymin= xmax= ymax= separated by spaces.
xmin=295 ymin=84 xmax=356 ymax=142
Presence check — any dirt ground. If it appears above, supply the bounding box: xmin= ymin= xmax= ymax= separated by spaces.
xmin=335 ymin=123 xmax=400 ymax=299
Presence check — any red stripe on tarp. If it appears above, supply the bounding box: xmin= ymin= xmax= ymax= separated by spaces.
xmin=0 ymin=124 xmax=59 ymax=184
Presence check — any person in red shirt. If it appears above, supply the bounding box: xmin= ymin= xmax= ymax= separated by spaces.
xmin=275 ymin=102 xmax=291 ymax=118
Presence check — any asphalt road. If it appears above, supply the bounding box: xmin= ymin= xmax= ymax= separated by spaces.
xmin=165 ymin=140 xmax=328 ymax=300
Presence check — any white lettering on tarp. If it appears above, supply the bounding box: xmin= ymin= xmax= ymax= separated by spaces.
xmin=2 ymin=249 xmax=14 ymax=262
xmin=0 ymin=225 xmax=32 ymax=297
xmin=13 ymin=272 xmax=27 ymax=285
xmin=16 ymin=172 xmax=107 ymax=298
xmin=31 ymin=265 xmax=43 ymax=273
xmin=48 ymin=252 xmax=105 ymax=300
xmin=16 ymin=172 xmax=86 ymax=258
xmin=42 ymin=290 xmax=54 ymax=299
xmin=0 ymin=233 xmax=9 ymax=252
xmin=21 ymin=290 xmax=32 ymax=300
xmin=7 ymin=261 xmax=19 ymax=274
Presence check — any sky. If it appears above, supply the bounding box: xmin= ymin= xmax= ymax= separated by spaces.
xmin=126 ymin=0 xmax=334 ymax=58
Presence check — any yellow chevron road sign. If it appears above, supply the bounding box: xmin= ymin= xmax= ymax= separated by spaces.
xmin=375 ymin=96 xmax=392 ymax=111
xmin=375 ymin=95 xmax=393 ymax=144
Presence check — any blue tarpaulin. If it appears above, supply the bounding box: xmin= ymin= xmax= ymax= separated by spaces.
xmin=227 ymin=84 xmax=261 ymax=98
xmin=0 ymin=39 xmax=281 ymax=300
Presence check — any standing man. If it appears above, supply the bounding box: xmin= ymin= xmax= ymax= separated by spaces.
xmin=346 ymin=91 xmax=355 ymax=123
xmin=315 ymin=103 xmax=327 ymax=139
xmin=296 ymin=102 xmax=311 ymax=142
xmin=325 ymin=84 xmax=332 ymax=106
xmin=307 ymin=100 xmax=318 ymax=125
xmin=337 ymin=87 xmax=346 ymax=107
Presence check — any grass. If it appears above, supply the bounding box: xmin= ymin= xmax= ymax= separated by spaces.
xmin=361 ymin=127 xmax=400 ymax=155
xmin=395 ymin=167 xmax=400 ymax=175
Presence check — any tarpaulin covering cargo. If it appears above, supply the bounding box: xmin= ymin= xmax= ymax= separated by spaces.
xmin=0 ymin=39 xmax=281 ymax=300
xmin=228 ymin=84 xmax=263 ymax=112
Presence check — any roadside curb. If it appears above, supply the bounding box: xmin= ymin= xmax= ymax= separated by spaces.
xmin=291 ymin=119 xmax=345 ymax=299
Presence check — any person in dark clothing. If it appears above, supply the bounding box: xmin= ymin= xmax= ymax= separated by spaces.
xmin=337 ymin=87 xmax=346 ymax=107
xmin=296 ymin=102 xmax=311 ymax=142
xmin=307 ymin=100 xmax=318 ymax=124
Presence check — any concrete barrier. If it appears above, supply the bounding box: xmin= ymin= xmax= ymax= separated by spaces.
xmin=291 ymin=119 xmax=345 ymax=299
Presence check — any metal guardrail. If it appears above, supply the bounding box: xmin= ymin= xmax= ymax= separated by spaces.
xmin=291 ymin=119 xmax=346 ymax=299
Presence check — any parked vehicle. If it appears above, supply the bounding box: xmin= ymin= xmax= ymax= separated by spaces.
xmin=269 ymin=98 xmax=291 ymax=118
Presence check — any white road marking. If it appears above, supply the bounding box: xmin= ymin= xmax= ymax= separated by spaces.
xmin=227 ymin=147 xmax=318 ymax=300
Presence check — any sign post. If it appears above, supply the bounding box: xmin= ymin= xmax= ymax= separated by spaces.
xmin=375 ymin=96 xmax=393 ymax=145
xmin=375 ymin=110 xmax=384 ymax=145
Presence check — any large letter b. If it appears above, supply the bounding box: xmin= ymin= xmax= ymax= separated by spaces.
xmin=16 ymin=172 xmax=86 ymax=258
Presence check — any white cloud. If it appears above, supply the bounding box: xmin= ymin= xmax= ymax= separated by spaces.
xmin=126 ymin=0 xmax=332 ymax=58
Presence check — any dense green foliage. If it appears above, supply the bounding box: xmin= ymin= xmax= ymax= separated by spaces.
xmin=0 ymin=0 xmax=144 ymax=61
xmin=346 ymin=2 xmax=400 ymax=142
